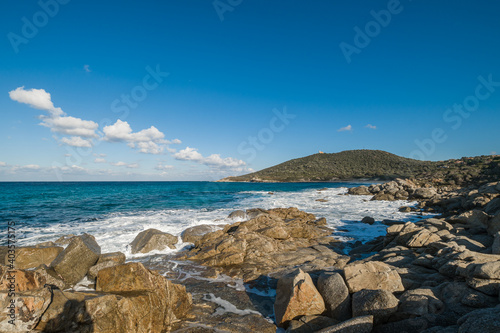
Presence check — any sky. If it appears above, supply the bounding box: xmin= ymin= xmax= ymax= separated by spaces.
xmin=1 ymin=0 xmax=500 ymax=181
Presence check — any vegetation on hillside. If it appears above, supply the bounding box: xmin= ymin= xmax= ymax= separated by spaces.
xmin=220 ymin=150 xmax=500 ymax=185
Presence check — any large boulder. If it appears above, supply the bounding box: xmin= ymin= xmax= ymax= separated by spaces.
xmin=352 ymin=289 xmax=399 ymax=324
xmin=96 ymin=262 xmax=192 ymax=323
xmin=413 ymin=188 xmax=437 ymax=199
xmin=449 ymin=210 xmax=490 ymax=229
xmin=0 ymin=268 xmax=46 ymax=292
xmin=397 ymin=288 xmax=444 ymax=317
xmin=343 ymin=261 xmax=404 ymax=293
xmin=0 ymin=287 xmax=52 ymax=332
xmin=287 ymin=315 xmax=338 ymax=333
xmin=6 ymin=246 xmax=63 ymax=270
xmin=228 ymin=210 xmax=247 ymax=220
xmin=348 ymin=186 xmax=371 ymax=196
xmin=274 ymin=269 xmax=326 ymax=327
xmin=130 ymin=228 xmax=178 ymax=254
xmin=50 ymin=233 xmax=101 ymax=288
xmin=34 ymin=289 xmax=86 ymax=332
xmin=317 ymin=272 xmax=351 ymax=321
xmin=88 ymin=251 xmax=126 ymax=280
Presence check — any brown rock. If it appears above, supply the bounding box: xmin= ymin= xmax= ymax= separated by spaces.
xmin=371 ymin=192 xmax=396 ymax=201
xmin=182 ymin=225 xmax=218 ymax=243
xmin=348 ymin=186 xmax=371 ymax=196
xmin=50 ymin=233 xmax=101 ymax=288
xmin=34 ymin=264 xmax=65 ymax=290
xmin=6 ymin=246 xmax=63 ymax=270
xmin=344 ymin=261 xmax=404 ymax=293
xmin=274 ymin=269 xmax=326 ymax=327
xmin=397 ymin=288 xmax=444 ymax=317
xmin=0 ymin=268 xmax=46 ymax=292
xmin=0 ymin=287 xmax=52 ymax=332
xmin=97 ymin=251 xmax=126 ymax=265
xmin=130 ymin=228 xmax=178 ymax=254
xmin=34 ymin=289 xmax=86 ymax=332
xmin=228 ymin=210 xmax=247 ymax=220
xmin=315 ymin=315 xmax=373 ymax=333
xmin=54 ymin=234 xmax=76 ymax=245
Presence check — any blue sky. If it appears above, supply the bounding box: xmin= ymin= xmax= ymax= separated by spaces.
xmin=1 ymin=0 xmax=500 ymax=181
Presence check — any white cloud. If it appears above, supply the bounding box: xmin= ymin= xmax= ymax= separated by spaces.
xmin=155 ymin=163 xmax=174 ymax=170
xmin=94 ymin=158 xmax=106 ymax=163
xmin=0 ymin=162 xmax=6 ymax=167
xmin=174 ymin=147 xmax=247 ymax=171
xmin=103 ymin=119 xmax=169 ymax=154
xmin=9 ymin=87 xmax=63 ymax=117
xmin=60 ymin=136 xmax=92 ymax=148
xmin=41 ymin=116 xmax=98 ymax=138
xmin=171 ymin=139 xmax=182 ymax=144
xmin=84 ymin=65 xmax=91 ymax=73
xmin=12 ymin=164 xmax=41 ymax=171
xmin=338 ymin=125 xmax=352 ymax=132
xmin=365 ymin=124 xmax=377 ymax=130
xmin=111 ymin=161 xmax=139 ymax=168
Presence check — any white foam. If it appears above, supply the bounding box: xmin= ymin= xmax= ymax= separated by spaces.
xmin=202 ymin=293 xmax=261 ymax=316
xmin=16 ymin=186 xmax=423 ymax=260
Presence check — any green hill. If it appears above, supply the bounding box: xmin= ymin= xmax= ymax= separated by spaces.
xmin=219 ymin=150 xmax=436 ymax=182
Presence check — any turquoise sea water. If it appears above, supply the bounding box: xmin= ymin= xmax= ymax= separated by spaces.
xmin=0 ymin=181 xmax=421 ymax=256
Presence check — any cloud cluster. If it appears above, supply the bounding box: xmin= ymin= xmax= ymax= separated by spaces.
xmin=9 ymin=87 xmax=98 ymax=147
xmin=365 ymin=124 xmax=377 ymax=129
xmin=174 ymin=147 xmax=247 ymax=171
xmin=338 ymin=124 xmax=352 ymax=132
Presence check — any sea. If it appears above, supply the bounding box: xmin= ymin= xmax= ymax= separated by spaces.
xmin=0 ymin=181 xmax=424 ymax=257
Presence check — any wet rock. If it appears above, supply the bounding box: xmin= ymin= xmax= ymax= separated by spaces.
xmin=50 ymin=233 xmax=100 ymax=288
xmin=274 ymin=269 xmax=326 ymax=327
xmin=315 ymin=315 xmax=373 ymax=333
xmin=7 ymin=246 xmax=63 ymax=269
xmin=361 ymin=217 xmax=375 ymax=225
xmin=130 ymin=228 xmax=178 ymax=254
xmin=344 ymin=261 xmax=405 ymax=293
xmin=0 ymin=287 xmax=52 ymax=332
xmin=317 ymin=272 xmax=351 ymax=322
xmin=182 ymin=225 xmax=219 ymax=243
xmin=228 ymin=210 xmax=247 ymax=220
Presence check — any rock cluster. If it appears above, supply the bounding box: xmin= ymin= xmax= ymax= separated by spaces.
xmin=182 ymin=207 xmax=349 ymax=282
xmin=0 ymin=234 xmax=192 ymax=332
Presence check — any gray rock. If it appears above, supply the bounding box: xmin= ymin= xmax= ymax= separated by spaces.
xmin=181 ymin=225 xmax=218 ymax=243
xmin=361 ymin=217 xmax=375 ymax=225
xmin=484 ymin=198 xmax=500 ymax=215
xmin=413 ymin=188 xmax=437 ymax=199
xmin=457 ymin=306 xmax=500 ymax=332
xmin=472 ymin=261 xmax=500 ymax=279
xmin=492 ymin=232 xmax=500 ymax=254
xmin=315 ymin=315 xmax=373 ymax=333
xmin=317 ymin=272 xmax=351 ymax=321
xmin=348 ymin=186 xmax=371 ymax=196
xmin=228 ymin=210 xmax=246 ymax=220
xmin=50 ymin=233 xmax=100 ymax=287
xmin=286 ymin=315 xmax=338 ymax=333
xmin=488 ymin=212 xmax=500 ymax=235
xmin=398 ymin=288 xmax=444 ymax=317
xmin=130 ymin=228 xmax=178 ymax=254
xmin=352 ymin=289 xmax=399 ymax=324
xmin=97 ymin=251 xmax=126 ymax=265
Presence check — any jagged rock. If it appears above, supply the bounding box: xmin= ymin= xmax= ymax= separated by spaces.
xmin=287 ymin=315 xmax=338 ymax=333
xmin=228 ymin=210 xmax=247 ymax=220
xmin=449 ymin=210 xmax=490 ymax=229
xmin=457 ymin=306 xmax=500 ymax=332
xmin=315 ymin=315 xmax=373 ymax=333
xmin=7 ymin=246 xmax=63 ymax=269
xmin=317 ymin=272 xmax=351 ymax=321
xmin=344 ymin=262 xmax=404 ymax=293
xmin=466 ymin=277 xmax=500 ymax=296
xmin=371 ymin=192 xmax=396 ymax=201
xmin=348 ymin=186 xmax=371 ymax=196
xmin=361 ymin=217 xmax=375 ymax=225
xmin=50 ymin=233 xmax=100 ymax=288
xmin=0 ymin=287 xmax=52 ymax=332
xmin=130 ymin=228 xmax=178 ymax=254
xmin=352 ymin=289 xmax=399 ymax=324
xmin=34 ymin=289 xmax=86 ymax=332
xmin=96 ymin=262 xmax=192 ymax=330
xmin=0 ymin=268 xmax=46 ymax=292
xmin=274 ymin=269 xmax=326 ymax=327
xmin=472 ymin=261 xmax=500 ymax=279
xmin=181 ymin=225 xmax=218 ymax=243
xmin=246 ymin=208 xmax=269 ymax=219
xmin=33 ymin=264 xmax=65 ymax=290
xmin=87 ymin=251 xmax=126 ymax=281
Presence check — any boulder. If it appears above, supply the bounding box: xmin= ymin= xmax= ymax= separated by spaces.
xmin=361 ymin=217 xmax=375 ymax=225
xmin=6 ymin=246 xmax=63 ymax=269
xmin=34 ymin=264 xmax=65 ymax=290
xmin=274 ymin=269 xmax=326 ymax=327
xmin=472 ymin=261 xmax=500 ymax=279
xmin=484 ymin=198 xmax=500 ymax=215
xmin=0 ymin=269 xmax=46 ymax=292
xmin=371 ymin=192 xmax=396 ymax=201
xmin=130 ymin=228 xmax=178 ymax=254
xmin=50 ymin=233 xmax=101 ymax=287
xmin=315 ymin=315 xmax=373 ymax=333
xmin=488 ymin=212 xmax=500 ymax=235
xmin=228 ymin=210 xmax=247 ymax=220
xmin=88 ymin=251 xmax=127 ymax=280
xmin=317 ymin=272 xmax=351 ymax=321
xmin=34 ymin=289 xmax=86 ymax=332
xmin=449 ymin=210 xmax=489 ymax=229
xmin=344 ymin=261 xmax=405 ymax=293
xmin=397 ymin=288 xmax=444 ymax=317
xmin=96 ymin=262 xmax=192 ymax=328
xmin=413 ymin=188 xmax=437 ymax=199
xmin=287 ymin=315 xmax=338 ymax=333
xmin=0 ymin=287 xmax=52 ymax=332
xmin=457 ymin=306 xmax=500 ymax=332
xmin=181 ymin=225 xmax=218 ymax=243
xmin=348 ymin=186 xmax=371 ymax=196
xmin=352 ymin=289 xmax=399 ymax=324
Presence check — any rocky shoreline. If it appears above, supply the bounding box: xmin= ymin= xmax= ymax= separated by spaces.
xmin=1 ymin=178 xmax=500 ymax=332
